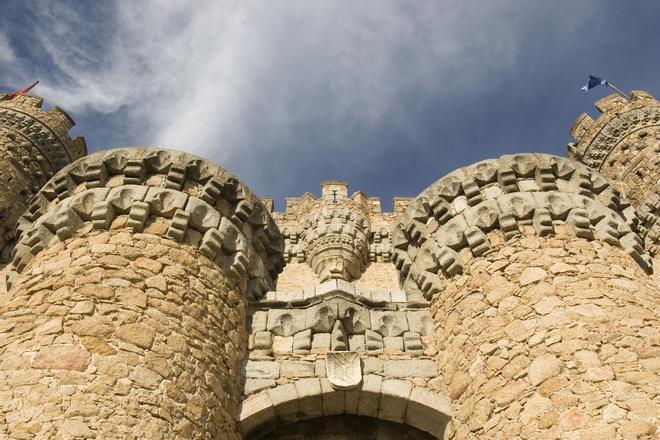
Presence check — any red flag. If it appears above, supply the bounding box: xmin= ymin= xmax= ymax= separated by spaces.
xmin=6 ymin=81 xmax=39 ymax=100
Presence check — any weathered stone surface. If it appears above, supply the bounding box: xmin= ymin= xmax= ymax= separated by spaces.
xmin=246 ymin=361 xmax=280 ymax=379
xmin=528 ymin=354 xmax=563 ymax=386
xmin=383 ymin=360 xmax=438 ymax=378
xmin=32 ymin=345 xmax=90 ymax=371
xmin=115 ymin=323 xmax=155 ymax=349
xmin=378 ymin=379 xmax=413 ymax=423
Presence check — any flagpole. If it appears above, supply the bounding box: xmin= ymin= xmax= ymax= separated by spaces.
xmin=606 ymin=82 xmax=630 ymax=101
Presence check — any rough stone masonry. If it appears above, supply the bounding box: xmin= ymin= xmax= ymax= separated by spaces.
xmin=0 ymin=90 xmax=657 ymax=439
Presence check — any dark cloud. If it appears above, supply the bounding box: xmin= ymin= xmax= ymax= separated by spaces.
xmin=0 ymin=1 xmax=658 ymax=210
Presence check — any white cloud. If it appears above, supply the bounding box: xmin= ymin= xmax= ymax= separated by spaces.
xmin=2 ymin=1 xmax=592 ymax=189
xmin=0 ymin=32 xmax=16 ymax=63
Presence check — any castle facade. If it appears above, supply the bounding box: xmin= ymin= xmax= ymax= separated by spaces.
xmin=0 ymin=91 xmax=658 ymax=439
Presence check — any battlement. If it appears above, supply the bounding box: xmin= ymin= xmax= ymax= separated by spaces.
xmin=567 ymin=90 xmax=660 ymax=254
xmin=567 ymin=90 xmax=658 ymax=166
xmin=0 ymin=94 xmax=87 ymax=163
xmin=0 ymin=94 xmax=88 ymax=265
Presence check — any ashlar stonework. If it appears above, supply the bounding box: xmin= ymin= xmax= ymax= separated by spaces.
xmin=0 ymin=90 xmax=658 ymax=439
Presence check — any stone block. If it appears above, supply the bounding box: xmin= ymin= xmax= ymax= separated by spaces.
xmin=384 ymin=360 xmax=438 ymax=378
xmin=348 ymin=334 xmax=365 ymax=352
xmin=344 ymin=388 xmax=360 ymax=414
xmin=115 ymin=323 xmax=155 ymax=349
xmin=244 ymin=379 xmax=276 ymax=396
xmin=390 ymin=289 xmax=406 ymax=302
xmin=246 ymin=360 xmax=280 ymax=379
xmin=320 ymin=378 xmax=344 ymax=416
xmin=253 ymin=332 xmax=272 ymax=350
xmin=267 ymin=384 xmax=299 ymax=424
xmin=185 ymin=196 xmax=221 ymax=231
xmin=335 ymin=279 xmax=355 ymax=295
xmin=370 ymin=310 xmax=408 ymax=337
xmin=357 ymin=374 xmax=382 ymax=417
xmin=272 ymin=336 xmax=293 ymax=355
xmin=405 ymin=387 xmax=451 ymax=439
xmin=365 ymin=329 xmax=384 ymax=354
xmin=403 ymin=332 xmax=424 ymax=355
xmin=315 ymin=360 xmax=326 ymax=377
xmin=280 ymin=361 xmax=315 ymax=378
xmin=383 ymin=336 xmax=404 ymax=353
xmin=267 ymin=309 xmax=305 ymax=336
xmin=251 ymin=311 xmax=268 ymax=332
xmin=311 ymin=332 xmax=331 ymax=352
xmin=145 ymin=187 xmax=188 ymax=217
xmin=337 ymin=301 xmax=370 ymax=333
xmin=363 ymin=358 xmax=383 ymax=374
xmin=371 ymin=290 xmax=391 ymax=302
xmin=294 ymin=378 xmax=322 ymax=419
xmin=305 ymin=303 xmax=338 ymax=333
xmin=407 ymin=310 xmax=434 ymax=336
xmin=293 ymin=329 xmax=312 ymax=354
xmin=315 ymin=279 xmax=339 ymax=296
xmin=378 ymin=379 xmax=413 ymax=423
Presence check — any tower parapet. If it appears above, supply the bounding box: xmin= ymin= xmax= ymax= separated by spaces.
xmin=0 ymin=94 xmax=86 ymax=262
xmin=568 ymin=90 xmax=660 ymax=256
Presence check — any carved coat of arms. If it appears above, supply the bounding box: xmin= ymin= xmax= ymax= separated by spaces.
xmin=326 ymin=351 xmax=362 ymax=390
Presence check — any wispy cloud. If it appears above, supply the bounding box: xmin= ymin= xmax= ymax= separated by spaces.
xmin=0 ymin=32 xmax=16 ymax=63
xmin=1 ymin=0 xmax=622 ymax=199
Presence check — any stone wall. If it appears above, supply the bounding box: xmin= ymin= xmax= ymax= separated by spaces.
xmin=0 ymin=147 xmax=284 ymax=439
xmin=394 ymin=153 xmax=659 ymax=439
xmin=1 ymin=230 xmax=245 ymax=438
xmin=433 ymin=226 xmax=658 ymax=439
xmin=0 ymin=94 xmax=86 ymax=264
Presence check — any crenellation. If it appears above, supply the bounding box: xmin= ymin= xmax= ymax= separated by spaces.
xmin=0 ymin=95 xmax=86 ymax=265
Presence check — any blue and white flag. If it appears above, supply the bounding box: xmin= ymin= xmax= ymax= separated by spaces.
xmin=581 ymin=75 xmax=607 ymax=93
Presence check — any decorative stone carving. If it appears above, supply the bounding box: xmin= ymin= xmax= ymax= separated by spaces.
xmin=0 ymin=96 xmax=86 ymax=261
xmin=326 ymin=351 xmax=362 ymax=390
xmin=6 ymin=147 xmax=285 ymax=297
xmin=302 ymin=206 xmax=370 ymax=282
xmin=393 ymin=153 xmax=654 ymax=299
xmin=568 ymin=91 xmax=660 ymax=240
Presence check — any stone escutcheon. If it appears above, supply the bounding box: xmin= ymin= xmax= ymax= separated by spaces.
xmin=326 ymin=351 xmax=362 ymax=390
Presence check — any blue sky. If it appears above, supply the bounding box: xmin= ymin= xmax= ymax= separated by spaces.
xmin=1 ymin=1 xmax=658 ymax=210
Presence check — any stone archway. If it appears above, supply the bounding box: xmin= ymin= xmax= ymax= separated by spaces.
xmin=248 ymin=414 xmax=436 ymax=439
xmin=239 ymin=378 xmax=451 ymax=438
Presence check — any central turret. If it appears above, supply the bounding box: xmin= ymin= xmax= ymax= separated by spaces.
xmin=301 ymin=181 xmax=371 ymax=281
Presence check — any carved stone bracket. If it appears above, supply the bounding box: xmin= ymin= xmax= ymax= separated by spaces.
xmin=393 ymin=153 xmax=654 ymax=299
xmin=6 ymin=147 xmax=285 ymax=298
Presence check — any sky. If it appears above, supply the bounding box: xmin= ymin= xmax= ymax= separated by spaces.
xmin=1 ymin=1 xmax=658 ymax=211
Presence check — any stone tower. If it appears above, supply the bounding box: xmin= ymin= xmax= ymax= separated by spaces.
xmin=0 ymin=90 xmax=658 ymax=439
xmin=0 ymin=94 xmax=86 ymax=264
xmin=568 ymin=91 xmax=660 ymax=276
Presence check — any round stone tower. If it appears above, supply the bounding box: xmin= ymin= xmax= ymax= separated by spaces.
xmin=393 ymin=153 xmax=659 ymax=438
xmin=0 ymin=94 xmax=86 ymax=263
xmin=568 ymin=90 xmax=660 ymax=258
xmin=0 ymin=148 xmax=284 ymax=438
